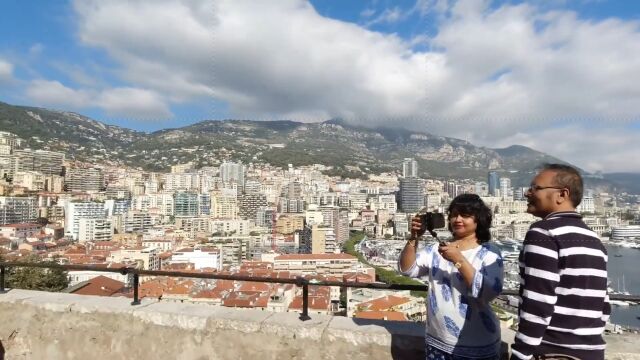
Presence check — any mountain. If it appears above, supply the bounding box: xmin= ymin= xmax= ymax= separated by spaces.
xmin=0 ymin=101 xmax=144 ymax=161
xmin=0 ymin=101 xmax=627 ymax=190
xmin=602 ymin=173 xmax=640 ymax=194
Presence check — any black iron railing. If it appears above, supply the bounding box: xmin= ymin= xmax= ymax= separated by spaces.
xmin=1 ymin=262 xmax=639 ymax=321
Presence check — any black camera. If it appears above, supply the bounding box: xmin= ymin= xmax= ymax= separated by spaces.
xmin=417 ymin=209 xmax=445 ymax=241
xmin=422 ymin=211 xmax=445 ymax=231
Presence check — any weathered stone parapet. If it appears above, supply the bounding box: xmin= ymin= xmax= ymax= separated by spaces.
xmin=0 ymin=289 xmax=637 ymax=360
xmin=0 ymin=289 xmax=424 ymax=360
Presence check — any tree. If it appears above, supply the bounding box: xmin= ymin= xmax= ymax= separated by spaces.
xmin=7 ymin=255 xmax=69 ymax=292
xmin=621 ymin=211 xmax=636 ymax=221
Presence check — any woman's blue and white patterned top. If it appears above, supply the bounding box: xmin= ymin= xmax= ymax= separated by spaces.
xmin=399 ymin=242 xmax=504 ymax=358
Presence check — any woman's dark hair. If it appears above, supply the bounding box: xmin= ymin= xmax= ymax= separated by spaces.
xmin=447 ymin=193 xmax=493 ymax=242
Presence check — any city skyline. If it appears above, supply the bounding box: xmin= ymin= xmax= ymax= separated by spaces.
xmin=1 ymin=0 xmax=640 ymax=173
xmin=0 ymin=125 xmax=639 ymax=335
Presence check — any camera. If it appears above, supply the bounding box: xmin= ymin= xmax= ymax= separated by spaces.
xmin=423 ymin=212 xmax=445 ymax=232
xmin=417 ymin=208 xmax=445 ymax=241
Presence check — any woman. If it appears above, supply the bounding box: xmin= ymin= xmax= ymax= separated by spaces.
xmin=398 ymin=194 xmax=504 ymax=360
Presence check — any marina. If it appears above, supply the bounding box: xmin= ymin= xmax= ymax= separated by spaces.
xmin=497 ymin=241 xmax=640 ymax=328
xmin=606 ymin=244 xmax=640 ymax=328
xmin=361 ymin=237 xmax=640 ymax=328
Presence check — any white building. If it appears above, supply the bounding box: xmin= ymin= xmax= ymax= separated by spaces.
xmin=141 ymin=239 xmax=175 ymax=252
xmin=68 ymin=270 xmax=128 ymax=287
xmin=402 ymin=158 xmax=418 ymax=178
xmin=209 ymin=219 xmax=251 ymax=236
xmin=499 ymin=178 xmax=512 ymax=200
xmin=273 ymin=253 xmax=370 ymax=277
xmin=0 ymin=196 xmax=38 ymax=225
xmin=108 ymin=247 xmax=160 ymax=270
xmin=305 ymin=204 xmax=324 ymax=226
xmin=64 ymin=201 xmax=107 ymax=240
xmin=220 ymin=162 xmax=245 ymax=189
xmin=131 ymin=193 xmax=174 ymax=216
xmin=171 ymin=247 xmax=222 ymax=270
xmin=78 ymin=218 xmax=113 ymax=243
xmin=211 ymin=190 xmax=238 ymax=219
xmin=577 ymin=196 xmax=595 ymax=214
xmin=163 ymin=173 xmax=200 ymax=192
xmin=611 ymin=225 xmax=640 ymax=240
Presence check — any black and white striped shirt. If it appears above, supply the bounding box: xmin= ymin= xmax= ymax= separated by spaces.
xmin=511 ymin=211 xmax=611 ymax=360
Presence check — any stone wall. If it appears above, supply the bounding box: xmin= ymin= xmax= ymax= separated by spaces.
xmin=0 ymin=289 xmax=637 ymax=360
xmin=0 ymin=289 xmax=424 ymax=360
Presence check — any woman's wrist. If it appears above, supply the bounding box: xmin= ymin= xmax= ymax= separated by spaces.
xmin=407 ymin=238 xmax=419 ymax=247
xmin=453 ymin=256 xmax=468 ymax=266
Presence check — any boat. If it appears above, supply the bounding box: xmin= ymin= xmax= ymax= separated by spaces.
xmin=610 ymin=300 xmax=631 ymax=306
xmin=614 ymin=254 xmax=623 ymax=257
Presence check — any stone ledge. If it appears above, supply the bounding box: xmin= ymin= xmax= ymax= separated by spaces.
xmin=0 ymin=289 xmax=637 ymax=360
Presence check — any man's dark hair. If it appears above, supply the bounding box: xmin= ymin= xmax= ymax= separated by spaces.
xmin=447 ymin=193 xmax=492 ymax=242
xmin=542 ymin=163 xmax=584 ymax=207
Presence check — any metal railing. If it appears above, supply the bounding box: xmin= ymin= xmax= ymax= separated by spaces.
xmin=1 ymin=261 xmax=639 ymax=321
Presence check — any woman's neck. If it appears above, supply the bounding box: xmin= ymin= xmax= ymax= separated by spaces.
xmin=454 ymin=234 xmax=480 ymax=249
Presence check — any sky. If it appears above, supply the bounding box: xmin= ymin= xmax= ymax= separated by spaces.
xmin=0 ymin=0 xmax=639 ymax=173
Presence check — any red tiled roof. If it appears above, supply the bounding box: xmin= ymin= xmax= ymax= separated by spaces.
xmin=353 ymin=311 xmax=408 ymax=321
xmin=343 ymin=273 xmax=375 ymax=283
xmin=193 ymin=289 xmax=227 ymax=299
xmin=274 ymin=253 xmax=356 ymax=261
xmin=214 ymin=279 xmax=235 ymax=290
xmin=70 ymin=276 xmax=125 ymax=297
xmin=289 ymin=295 xmax=330 ymax=310
xmin=237 ymin=281 xmax=270 ymax=293
xmin=0 ymin=223 xmax=42 ymax=229
xmin=162 ymin=262 xmax=195 ymax=271
xmin=223 ymin=291 xmax=263 ymax=308
xmin=357 ymin=295 xmax=411 ymax=312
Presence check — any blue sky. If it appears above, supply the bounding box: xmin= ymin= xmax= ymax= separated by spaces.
xmin=0 ymin=0 xmax=639 ymax=172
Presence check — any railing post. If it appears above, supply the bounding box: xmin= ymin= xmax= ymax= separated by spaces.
xmin=300 ymin=278 xmax=310 ymax=321
xmin=0 ymin=265 xmax=5 ymax=293
xmin=131 ymin=272 xmax=140 ymax=305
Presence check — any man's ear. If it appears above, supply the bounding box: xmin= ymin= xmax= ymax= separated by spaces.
xmin=557 ymin=188 xmax=570 ymax=204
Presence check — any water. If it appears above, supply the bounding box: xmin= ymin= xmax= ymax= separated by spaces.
xmin=497 ymin=243 xmax=640 ymax=329
xmin=606 ymin=245 xmax=640 ymax=329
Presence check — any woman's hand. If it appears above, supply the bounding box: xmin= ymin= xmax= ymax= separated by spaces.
xmin=438 ymin=243 xmax=465 ymax=264
xmin=410 ymin=216 xmax=426 ymax=239
xmin=439 ymin=243 xmax=474 ymax=288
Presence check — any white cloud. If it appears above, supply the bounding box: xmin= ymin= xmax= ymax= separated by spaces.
xmin=495 ymin=124 xmax=640 ymax=173
xmin=73 ymin=0 xmax=430 ymax=122
xmin=29 ymin=43 xmax=44 ymax=56
xmin=98 ymin=87 xmax=172 ymax=119
xmin=73 ymin=0 xmax=215 ymax=102
xmin=25 ymin=80 xmax=93 ymax=108
xmin=67 ymin=0 xmax=640 ymax=171
xmin=25 ymin=80 xmax=171 ymax=120
xmin=365 ymin=7 xmax=407 ymax=26
xmin=0 ymin=59 xmax=14 ymax=83
xmin=360 ymin=8 xmax=376 ymax=18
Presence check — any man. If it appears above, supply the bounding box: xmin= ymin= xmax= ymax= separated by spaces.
xmin=511 ymin=164 xmax=610 ymax=360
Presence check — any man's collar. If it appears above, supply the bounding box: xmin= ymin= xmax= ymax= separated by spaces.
xmin=543 ymin=211 xmax=581 ymax=220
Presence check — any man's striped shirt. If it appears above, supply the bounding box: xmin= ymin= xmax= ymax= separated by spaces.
xmin=511 ymin=211 xmax=611 ymax=360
